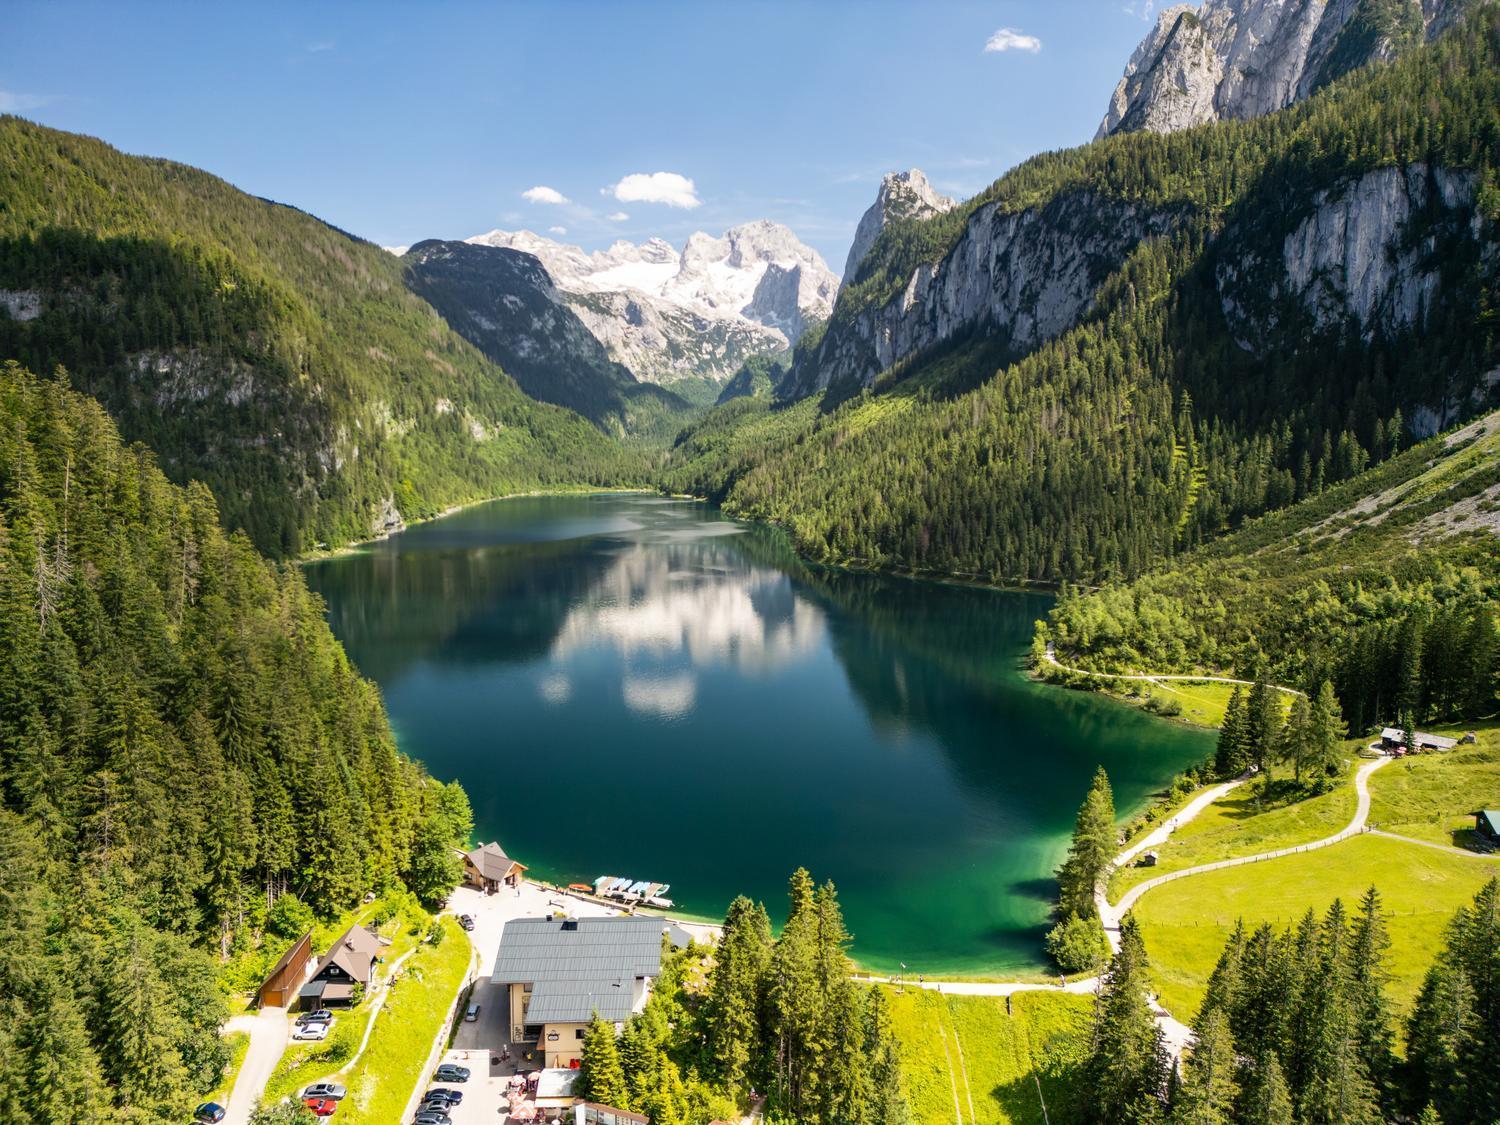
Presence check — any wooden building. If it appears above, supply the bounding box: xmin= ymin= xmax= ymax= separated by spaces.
xmin=298 ymin=923 xmax=383 ymax=1008
xmin=1477 ymin=810 xmax=1500 ymax=846
xmin=256 ymin=930 xmax=313 ymax=1009
xmin=464 ymin=841 xmax=528 ymax=893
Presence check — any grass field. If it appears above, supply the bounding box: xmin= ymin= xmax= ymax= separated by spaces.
xmin=335 ymin=916 xmax=472 ymax=1124
xmin=885 ymin=987 xmax=1092 ymax=1125
xmin=1133 ymin=834 xmax=1500 ymax=1025
xmin=1110 ymin=757 xmax=1362 ymax=897
xmin=1367 ymin=726 xmax=1500 ymax=846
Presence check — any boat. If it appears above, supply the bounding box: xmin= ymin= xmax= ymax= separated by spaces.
xmin=593 ymin=875 xmax=674 ymax=905
xmin=566 ymin=883 xmax=593 ymax=894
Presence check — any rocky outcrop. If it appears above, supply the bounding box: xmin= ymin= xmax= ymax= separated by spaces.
xmin=1098 ymin=0 xmax=1470 ymax=138
xmin=842 ymin=170 xmax=956 ymax=282
xmin=784 ymin=191 xmax=1183 ymax=397
xmin=465 ymin=221 xmax=837 ymax=392
xmin=402 ymin=240 xmax=687 ymax=432
xmin=1216 ymin=163 xmax=1490 ymax=351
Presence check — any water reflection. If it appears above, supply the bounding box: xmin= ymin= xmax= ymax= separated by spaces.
xmin=304 ymin=494 xmax=1213 ymax=972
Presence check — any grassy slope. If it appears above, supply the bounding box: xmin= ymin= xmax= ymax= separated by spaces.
xmin=885 ymin=987 xmax=1091 ymax=1125
xmin=1111 ymin=756 xmax=1363 ymax=897
xmin=1368 ymin=730 xmax=1500 ymax=846
xmin=336 ymin=916 xmax=471 ymax=1124
xmin=1136 ymin=833 xmax=1500 ymax=1023
xmin=261 ymin=899 xmax=433 ymax=1105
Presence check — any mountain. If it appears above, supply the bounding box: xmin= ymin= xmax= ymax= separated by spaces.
xmin=842 ymin=169 xmax=956 ymax=282
xmin=667 ymin=12 xmax=1500 ymax=587
xmin=1041 ymin=407 xmax=1500 ymax=730
xmin=0 ymin=360 xmax=473 ymax=1117
xmin=466 ymin=221 xmax=838 ymax=401
xmin=0 ymin=117 xmax=628 ymax=557
xmin=401 ymin=239 xmax=691 ymax=439
xmin=1097 ymin=0 xmax=1473 ymax=138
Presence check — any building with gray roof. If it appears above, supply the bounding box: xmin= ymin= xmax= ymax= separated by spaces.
xmin=493 ymin=916 xmax=690 ymax=1067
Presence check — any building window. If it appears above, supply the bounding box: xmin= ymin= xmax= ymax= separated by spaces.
xmin=576 ymin=1028 xmax=585 ymax=1039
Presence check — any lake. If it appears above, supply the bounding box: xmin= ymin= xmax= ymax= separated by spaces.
xmin=304 ymin=493 xmax=1211 ymax=974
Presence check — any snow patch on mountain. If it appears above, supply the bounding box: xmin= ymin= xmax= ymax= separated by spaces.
xmin=464 ymin=222 xmax=837 ymax=387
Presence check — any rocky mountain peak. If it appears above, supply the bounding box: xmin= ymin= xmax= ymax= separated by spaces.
xmin=1097 ymin=0 xmax=1471 ymax=139
xmin=842 ymin=169 xmax=957 ymax=284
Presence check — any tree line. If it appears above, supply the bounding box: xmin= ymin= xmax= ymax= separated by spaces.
xmin=1084 ymin=878 xmax=1500 ymax=1125
xmin=579 ymin=868 xmax=909 ymax=1125
xmin=0 ymin=363 xmax=473 ymax=1121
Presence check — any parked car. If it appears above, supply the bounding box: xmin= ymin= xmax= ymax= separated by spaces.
xmin=302 ymin=1082 xmax=347 ymax=1101
xmin=457 ymin=914 xmax=475 ymax=931
xmin=296 ymin=1009 xmax=334 ymax=1026
xmin=423 ymin=1088 xmax=463 ymax=1106
xmin=412 ymin=1111 xmax=451 ymax=1125
xmin=302 ymin=1096 xmax=337 ymax=1117
xmin=193 ymin=1104 xmax=226 ymax=1123
xmin=463 ymin=1002 xmax=480 ymax=1022
xmin=433 ymin=1063 xmax=470 ymax=1083
xmin=294 ymin=1021 xmax=331 ymax=1041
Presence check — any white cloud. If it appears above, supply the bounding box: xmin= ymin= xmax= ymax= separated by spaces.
xmin=984 ymin=27 xmax=1042 ymax=53
xmin=0 ymin=90 xmax=52 ymax=114
xmin=607 ymin=211 xmax=630 ymax=222
xmin=1123 ymin=1 xmax=1156 ymax=19
xmin=522 ymin=185 xmax=569 ymax=205
xmin=609 ymin=171 xmax=701 ymax=209
xmin=548 ymin=225 xmax=568 ymax=236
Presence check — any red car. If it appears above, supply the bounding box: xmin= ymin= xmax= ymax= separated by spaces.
xmin=302 ymin=1097 xmax=337 ymax=1117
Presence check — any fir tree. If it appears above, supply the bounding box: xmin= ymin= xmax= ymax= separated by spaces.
xmin=580 ymin=1013 xmax=630 ymax=1109
xmin=1216 ymin=687 xmax=1250 ymax=777
xmin=1087 ymin=914 xmax=1169 ymax=1123
xmin=1169 ymin=1006 xmax=1238 ymax=1124
xmin=1239 ymin=1051 xmax=1293 ymax=1125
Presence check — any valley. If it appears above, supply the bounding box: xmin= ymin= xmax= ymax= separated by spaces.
xmin=2 ymin=1 xmax=1499 ymax=1123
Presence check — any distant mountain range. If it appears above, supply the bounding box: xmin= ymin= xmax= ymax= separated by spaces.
xmin=459 ymin=222 xmax=837 ymax=403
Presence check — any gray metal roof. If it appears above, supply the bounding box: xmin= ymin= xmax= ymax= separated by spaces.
xmin=491 ymin=917 xmax=689 ymax=1024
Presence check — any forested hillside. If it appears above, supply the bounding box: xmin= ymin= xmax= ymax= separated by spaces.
xmin=0 ymin=362 xmax=470 ymax=1119
xmin=0 ymin=117 xmax=632 ymax=557
xmin=664 ymin=11 xmax=1500 ymax=586
xmin=1042 ymin=410 xmax=1500 ymax=732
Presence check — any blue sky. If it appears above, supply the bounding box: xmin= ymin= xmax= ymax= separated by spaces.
xmin=5 ymin=1 xmax=1160 ymax=269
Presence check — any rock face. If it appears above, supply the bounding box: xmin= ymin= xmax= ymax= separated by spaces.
xmin=785 ymin=192 xmax=1184 ymax=397
xmin=465 ymin=221 xmax=837 ymax=393
xmin=402 ymin=239 xmax=687 ymax=434
xmin=1098 ymin=0 xmax=1470 ymax=138
xmin=1216 ymin=162 xmax=1491 ymax=349
xmin=842 ymin=169 xmax=956 ymax=282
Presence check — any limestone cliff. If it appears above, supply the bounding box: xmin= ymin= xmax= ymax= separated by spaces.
xmin=842 ymin=170 xmax=956 ymax=283
xmin=1098 ymin=0 xmax=1471 ymax=139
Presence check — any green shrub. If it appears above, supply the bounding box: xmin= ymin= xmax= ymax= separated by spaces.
xmin=1045 ymin=911 xmax=1109 ymax=974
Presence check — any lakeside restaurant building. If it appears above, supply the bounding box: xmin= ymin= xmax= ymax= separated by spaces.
xmin=464 ymin=841 xmax=528 ymax=893
xmin=493 ymin=916 xmax=690 ymax=1068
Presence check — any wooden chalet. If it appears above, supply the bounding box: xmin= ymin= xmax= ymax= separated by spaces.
xmin=464 ymin=840 xmax=527 ymax=893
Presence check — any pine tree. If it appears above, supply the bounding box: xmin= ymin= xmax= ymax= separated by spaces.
xmin=1276 ymin=694 xmax=1312 ymax=783
xmin=1056 ymin=767 xmax=1116 ymax=917
xmin=1347 ymin=887 xmax=1396 ymax=1106
xmin=1239 ymin=1051 xmax=1293 ymax=1125
xmin=580 ymin=1013 xmax=630 ymax=1109
xmin=1169 ymin=1006 xmax=1238 ymax=1124
xmin=1307 ymin=681 xmax=1345 ymax=779
xmin=703 ymin=894 xmax=772 ymax=1092
xmin=1215 ymin=687 xmax=1249 ymax=777
xmin=1087 ymin=914 xmax=1168 ymax=1123
xmin=1244 ymin=681 xmax=1282 ymax=772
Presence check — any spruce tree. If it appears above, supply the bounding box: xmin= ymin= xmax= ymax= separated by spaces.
xmin=1239 ymin=1051 xmax=1293 ymax=1125
xmin=1307 ymin=681 xmax=1345 ymax=778
xmin=1215 ymin=687 xmax=1249 ymax=777
xmin=1056 ymin=767 xmax=1116 ymax=917
xmin=1347 ymin=887 xmax=1396 ymax=1106
xmin=580 ymin=1013 xmax=630 ymax=1109
xmin=1169 ymin=1006 xmax=1238 ymax=1124
xmin=703 ymin=895 xmax=771 ymax=1092
xmin=1087 ymin=914 xmax=1168 ymax=1123
xmin=1277 ymin=694 xmax=1312 ymax=783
